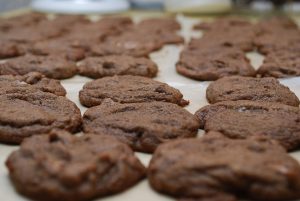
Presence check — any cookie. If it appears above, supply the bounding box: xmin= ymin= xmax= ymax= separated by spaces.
xmin=148 ymin=132 xmax=300 ymax=201
xmin=0 ymin=13 xmax=46 ymax=32
xmin=206 ymin=76 xmax=299 ymax=106
xmin=176 ymin=47 xmax=255 ymax=81
xmin=0 ymin=72 xmax=66 ymax=96
xmin=30 ymin=38 xmax=86 ymax=61
xmin=137 ymin=18 xmax=181 ymax=31
xmin=253 ymin=29 xmax=300 ymax=55
xmin=255 ymin=16 xmax=298 ymax=34
xmin=191 ymin=25 xmax=256 ymax=52
xmin=83 ymin=100 xmax=199 ymax=153
xmin=0 ymin=89 xmax=81 ymax=144
xmin=194 ymin=16 xmax=252 ymax=31
xmin=90 ymin=31 xmax=163 ymax=57
xmin=0 ymin=54 xmax=78 ymax=79
xmin=195 ymin=100 xmax=300 ymax=151
xmin=6 ymin=130 xmax=145 ymax=201
xmin=79 ymin=75 xmax=188 ymax=107
xmin=77 ymin=55 xmax=158 ymax=79
xmin=0 ymin=40 xmax=25 ymax=59
xmin=257 ymin=46 xmax=300 ymax=78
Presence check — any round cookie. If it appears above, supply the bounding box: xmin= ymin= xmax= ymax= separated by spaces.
xmin=206 ymin=76 xmax=299 ymax=106
xmin=90 ymin=31 xmax=163 ymax=57
xmin=0 ymin=54 xmax=78 ymax=79
xmin=195 ymin=100 xmax=300 ymax=151
xmin=257 ymin=45 xmax=300 ymax=78
xmin=0 ymin=72 xmax=66 ymax=96
xmin=83 ymin=100 xmax=199 ymax=153
xmin=79 ymin=75 xmax=188 ymax=107
xmin=176 ymin=47 xmax=255 ymax=81
xmin=0 ymin=89 xmax=82 ymax=144
xmin=77 ymin=56 xmax=158 ymax=79
xmin=148 ymin=132 xmax=300 ymax=201
xmin=6 ymin=130 xmax=145 ymax=201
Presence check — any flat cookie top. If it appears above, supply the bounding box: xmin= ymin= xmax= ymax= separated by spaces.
xmin=137 ymin=18 xmax=181 ymax=31
xmin=176 ymin=47 xmax=255 ymax=81
xmin=195 ymin=100 xmax=300 ymax=151
xmin=0 ymin=54 xmax=78 ymax=79
xmin=206 ymin=76 xmax=299 ymax=106
xmin=0 ymin=90 xmax=82 ymax=144
xmin=79 ymin=75 xmax=188 ymax=107
xmin=83 ymin=100 xmax=199 ymax=153
xmin=6 ymin=130 xmax=145 ymax=201
xmin=148 ymin=132 xmax=300 ymax=201
xmin=0 ymin=72 xmax=66 ymax=96
xmin=257 ymin=46 xmax=300 ymax=78
xmin=77 ymin=55 xmax=158 ymax=79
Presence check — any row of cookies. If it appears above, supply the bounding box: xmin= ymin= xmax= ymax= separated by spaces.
xmin=177 ymin=16 xmax=300 ymax=80
xmin=4 ymin=75 xmax=300 ymax=201
xmin=0 ymin=13 xmax=183 ymax=80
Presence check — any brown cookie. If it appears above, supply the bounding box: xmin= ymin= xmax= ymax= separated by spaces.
xmin=0 ymin=89 xmax=82 ymax=144
xmin=206 ymin=76 xmax=299 ymax=106
xmin=79 ymin=75 xmax=188 ymax=107
xmin=257 ymin=46 xmax=300 ymax=78
xmin=0 ymin=54 xmax=78 ymax=79
xmin=0 ymin=72 xmax=66 ymax=96
xmin=194 ymin=16 xmax=252 ymax=31
xmin=77 ymin=55 xmax=158 ymax=79
xmin=137 ymin=18 xmax=181 ymax=31
xmin=191 ymin=25 xmax=256 ymax=52
xmin=0 ymin=13 xmax=47 ymax=32
xmin=253 ymin=29 xmax=300 ymax=55
xmin=195 ymin=100 xmax=300 ymax=151
xmin=176 ymin=47 xmax=255 ymax=81
xmin=83 ymin=100 xmax=199 ymax=153
xmin=255 ymin=16 xmax=299 ymax=34
xmin=90 ymin=31 xmax=164 ymax=57
xmin=6 ymin=130 xmax=145 ymax=201
xmin=30 ymin=38 xmax=86 ymax=61
xmin=148 ymin=132 xmax=300 ymax=201
xmin=0 ymin=40 xmax=25 ymax=59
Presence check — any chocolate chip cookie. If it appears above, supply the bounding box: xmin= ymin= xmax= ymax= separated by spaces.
xmin=0 ymin=54 xmax=78 ymax=79
xmin=148 ymin=132 xmax=300 ymax=201
xmin=0 ymin=72 xmax=66 ymax=96
xmin=257 ymin=45 xmax=300 ymax=78
xmin=6 ymin=130 xmax=145 ymax=201
xmin=83 ymin=100 xmax=199 ymax=153
xmin=176 ymin=47 xmax=255 ymax=81
xmin=206 ymin=76 xmax=299 ymax=106
xmin=77 ymin=55 xmax=158 ymax=79
xmin=195 ymin=100 xmax=300 ymax=151
xmin=0 ymin=89 xmax=81 ymax=144
xmin=79 ymin=75 xmax=188 ymax=107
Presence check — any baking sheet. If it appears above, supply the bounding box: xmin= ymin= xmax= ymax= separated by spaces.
xmin=0 ymin=13 xmax=300 ymax=201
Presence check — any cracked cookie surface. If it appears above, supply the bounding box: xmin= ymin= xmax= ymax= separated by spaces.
xmin=83 ymin=100 xmax=199 ymax=153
